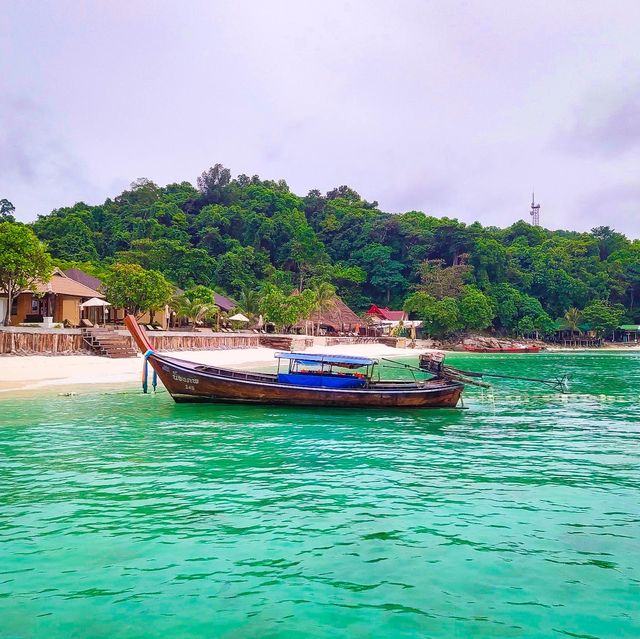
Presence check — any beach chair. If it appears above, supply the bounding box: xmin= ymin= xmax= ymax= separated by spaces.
xmin=81 ymin=318 xmax=94 ymax=328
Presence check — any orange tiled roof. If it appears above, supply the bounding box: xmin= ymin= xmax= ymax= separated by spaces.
xmin=33 ymin=268 xmax=104 ymax=298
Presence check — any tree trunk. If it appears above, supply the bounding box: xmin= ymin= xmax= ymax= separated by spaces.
xmin=5 ymin=283 xmax=13 ymax=326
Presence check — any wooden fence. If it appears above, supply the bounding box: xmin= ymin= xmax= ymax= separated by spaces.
xmin=258 ymin=335 xmax=314 ymax=351
xmin=323 ymin=336 xmax=382 ymax=346
xmin=0 ymin=329 xmax=89 ymax=355
xmin=1 ymin=327 xmax=382 ymax=355
xmin=1 ymin=328 xmax=284 ymax=355
xmin=145 ymin=333 xmax=261 ymax=351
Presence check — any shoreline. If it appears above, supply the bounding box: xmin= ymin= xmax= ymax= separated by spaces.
xmin=1 ymin=343 xmax=638 ymax=398
xmin=0 ymin=343 xmax=429 ymax=396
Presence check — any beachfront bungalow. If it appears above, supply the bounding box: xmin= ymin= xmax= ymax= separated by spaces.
xmin=613 ymin=324 xmax=640 ymax=343
xmin=366 ymin=304 xmax=407 ymax=322
xmin=2 ymin=268 xmax=104 ymax=327
xmin=213 ymin=292 xmax=236 ymax=313
xmin=547 ymin=320 xmax=603 ymax=347
xmin=298 ymin=295 xmax=361 ymax=335
xmin=64 ymin=268 xmax=237 ymax=329
xmin=66 ymin=268 xmax=177 ymax=329
xmin=365 ymin=304 xmax=409 ymax=335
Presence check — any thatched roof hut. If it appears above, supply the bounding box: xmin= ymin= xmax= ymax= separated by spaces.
xmin=304 ymin=295 xmax=361 ymax=333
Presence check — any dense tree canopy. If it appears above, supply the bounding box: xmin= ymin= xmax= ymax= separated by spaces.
xmin=0 ymin=222 xmax=53 ymax=325
xmin=102 ymin=263 xmax=173 ymax=318
xmin=19 ymin=165 xmax=639 ymax=335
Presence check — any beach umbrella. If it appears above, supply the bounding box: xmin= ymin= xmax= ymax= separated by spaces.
xmin=228 ymin=313 xmax=250 ymax=322
xmin=80 ymin=297 xmax=111 ymax=326
xmin=80 ymin=297 xmax=110 ymax=308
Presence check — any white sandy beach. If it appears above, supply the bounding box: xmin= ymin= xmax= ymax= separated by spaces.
xmin=2 ymin=342 xmax=638 ymax=395
xmin=0 ymin=343 xmax=424 ymax=394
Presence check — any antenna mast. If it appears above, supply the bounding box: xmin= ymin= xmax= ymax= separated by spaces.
xmin=530 ymin=191 xmax=540 ymax=226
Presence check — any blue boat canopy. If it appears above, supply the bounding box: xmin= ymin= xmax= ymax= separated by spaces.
xmin=274 ymin=352 xmax=377 ymax=368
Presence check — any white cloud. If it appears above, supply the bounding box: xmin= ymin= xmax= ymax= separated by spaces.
xmin=1 ymin=0 xmax=639 ymax=236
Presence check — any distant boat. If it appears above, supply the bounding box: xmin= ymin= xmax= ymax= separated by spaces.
xmin=463 ymin=344 xmax=541 ymax=353
xmin=124 ymin=315 xmax=464 ymax=408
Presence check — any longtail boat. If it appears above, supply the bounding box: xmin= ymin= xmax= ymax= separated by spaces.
xmin=124 ymin=315 xmax=464 ymax=408
xmin=463 ymin=344 xmax=541 ymax=353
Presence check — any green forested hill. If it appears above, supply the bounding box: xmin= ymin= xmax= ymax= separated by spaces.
xmin=26 ymin=164 xmax=640 ymax=334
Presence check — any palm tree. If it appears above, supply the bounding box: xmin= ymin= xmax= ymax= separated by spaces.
xmin=564 ymin=307 xmax=582 ymax=334
xmin=171 ymin=294 xmax=217 ymax=330
xmin=311 ymin=282 xmax=336 ymax=336
xmin=238 ymin=287 xmax=260 ymax=319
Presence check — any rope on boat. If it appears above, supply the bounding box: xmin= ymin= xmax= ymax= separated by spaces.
xmin=380 ymin=357 xmax=571 ymax=393
xmin=142 ymin=349 xmax=157 ymax=394
xmin=447 ymin=365 xmax=571 ymax=393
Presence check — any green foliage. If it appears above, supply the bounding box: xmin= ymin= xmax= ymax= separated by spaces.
xmin=0 ymin=199 xmax=16 ymax=222
xmin=33 ymin=212 xmax=98 ymax=262
xmin=171 ymin=293 xmax=217 ymax=328
xmin=416 ymin=259 xmax=471 ymax=299
xmin=458 ymin=286 xmax=495 ymax=332
xmin=24 ymin=164 xmax=639 ymax=334
xmin=53 ymin=259 xmax=110 ymax=282
xmin=564 ymin=307 xmax=582 ymax=333
xmin=237 ymin=287 xmax=261 ymax=317
xmin=470 ymin=238 xmax=507 ymax=288
xmin=404 ymin=292 xmax=461 ymax=337
xmin=0 ymin=221 xmax=53 ymax=325
xmin=490 ymin=283 xmax=552 ymax=334
xmin=259 ymin=285 xmax=315 ymax=332
xmin=215 ymin=245 xmax=270 ymax=297
xmin=591 ymin=226 xmax=627 ymax=261
xmin=103 ymin=263 xmax=173 ymax=317
xmin=116 ymin=239 xmax=216 ymax=289
xmin=184 ymin=285 xmax=215 ymax=305
xmin=581 ymin=300 xmax=625 ymax=336
xmin=354 ymin=243 xmax=407 ymax=306
xmin=310 ymin=282 xmax=336 ymax=334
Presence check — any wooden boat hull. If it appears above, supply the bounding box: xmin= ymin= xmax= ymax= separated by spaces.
xmin=463 ymin=345 xmax=541 ymax=353
xmin=124 ymin=315 xmax=464 ymax=409
xmin=151 ymin=353 xmax=463 ymax=408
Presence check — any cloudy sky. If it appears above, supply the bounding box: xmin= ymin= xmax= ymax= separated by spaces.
xmin=1 ymin=1 xmax=639 ymax=235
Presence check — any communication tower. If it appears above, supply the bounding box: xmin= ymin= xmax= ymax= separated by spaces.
xmin=530 ymin=191 xmax=540 ymax=226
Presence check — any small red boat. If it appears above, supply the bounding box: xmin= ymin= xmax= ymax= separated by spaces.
xmin=463 ymin=344 xmax=541 ymax=353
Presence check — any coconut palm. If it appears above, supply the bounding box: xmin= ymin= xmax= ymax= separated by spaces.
xmin=238 ymin=287 xmax=260 ymax=319
xmin=564 ymin=307 xmax=582 ymax=334
xmin=311 ymin=282 xmax=336 ymax=335
xmin=171 ymin=294 xmax=217 ymax=330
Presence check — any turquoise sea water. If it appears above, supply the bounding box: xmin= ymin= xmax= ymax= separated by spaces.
xmin=1 ymin=352 xmax=639 ymax=638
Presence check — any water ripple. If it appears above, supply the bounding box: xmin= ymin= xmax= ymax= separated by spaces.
xmin=1 ymin=352 xmax=639 ymax=638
